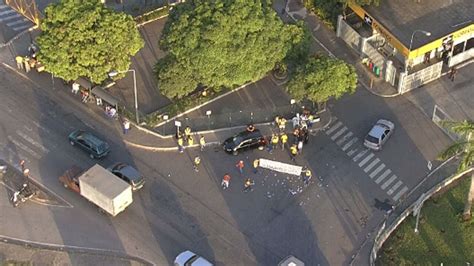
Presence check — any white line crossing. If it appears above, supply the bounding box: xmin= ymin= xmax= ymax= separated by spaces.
xmin=369 ymin=163 xmax=385 ymax=179
xmin=381 ymin=175 xmax=397 ymax=190
xmin=358 ymin=153 xmax=374 ymax=167
xmin=7 ymin=18 xmax=28 ymax=26
xmin=16 ymin=130 xmax=50 ymax=153
xmin=325 ymin=121 xmax=343 ymax=135
xmin=352 ymin=149 xmax=368 ymax=162
xmin=387 ymin=181 xmax=403 ymax=195
xmin=375 ymin=169 xmax=392 ymax=184
xmin=364 ymin=158 xmax=380 ymax=173
xmin=342 ymin=137 xmax=358 ymax=151
xmin=13 ymin=24 xmax=30 ymax=31
xmin=336 ymin=131 xmax=353 ymax=146
xmin=393 ymin=186 xmax=409 ymax=201
xmin=331 ymin=126 xmax=347 ymax=140
xmin=7 ymin=135 xmax=41 ymax=159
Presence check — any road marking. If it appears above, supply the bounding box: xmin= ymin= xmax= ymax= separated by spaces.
xmin=393 ymin=186 xmax=409 ymax=201
xmin=342 ymin=137 xmax=358 ymax=151
xmin=331 ymin=126 xmax=347 ymax=140
xmin=375 ymin=169 xmax=392 ymax=184
xmin=336 ymin=131 xmax=353 ymax=146
xmin=16 ymin=130 xmax=50 ymax=153
xmin=358 ymin=153 xmax=374 ymax=167
xmin=364 ymin=158 xmax=380 ymax=173
xmin=381 ymin=175 xmax=397 ymax=190
xmin=353 ymin=149 xmax=369 ymax=162
xmin=32 ymin=120 xmax=52 ymax=135
xmin=7 ymin=136 xmax=41 ymax=159
xmin=369 ymin=163 xmax=385 ymax=179
xmin=347 ymin=148 xmax=359 ymax=157
xmin=325 ymin=121 xmax=343 ymax=135
xmin=387 ymin=181 xmax=403 ymax=195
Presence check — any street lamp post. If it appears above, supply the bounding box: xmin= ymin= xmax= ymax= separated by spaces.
xmin=406 ymin=30 xmax=431 ymax=72
xmin=109 ymin=69 xmax=139 ymax=124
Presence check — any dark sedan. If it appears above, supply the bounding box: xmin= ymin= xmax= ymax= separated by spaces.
xmin=223 ymin=129 xmax=266 ymax=155
xmin=107 ymin=163 xmax=145 ymax=191
xmin=68 ymin=130 xmax=110 ymax=159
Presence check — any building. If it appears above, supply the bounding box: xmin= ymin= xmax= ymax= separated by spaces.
xmin=337 ymin=0 xmax=474 ymax=94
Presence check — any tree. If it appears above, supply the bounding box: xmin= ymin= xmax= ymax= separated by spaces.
xmin=155 ymin=0 xmax=303 ymax=99
xmin=36 ymin=0 xmax=144 ymax=84
xmin=286 ymin=56 xmax=357 ymax=103
xmin=437 ymin=120 xmax=474 ymax=221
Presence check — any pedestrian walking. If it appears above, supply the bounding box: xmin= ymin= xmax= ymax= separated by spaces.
xmin=222 ymin=173 xmax=231 ymax=189
xmin=290 ymin=144 xmax=298 ymax=161
xmin=271 ymin=134 xmax=279 ymax=151
xmin=15 ymin=56 xmax=24 ymax=70
xmin=188 ymin=136 xmax=194 ymax=146
xmin=177 ymin=136 xmax=184 ymax=153
xmin=274 ymin=116 xmax=281 ymax=128
xmin=193 ymin=156 xmax=201 ymax=172
xmin=24 ymin=57 xmax=31 ymax=73
xmin=278 ymin=117 xmax=287 ymax=132
xmin=302 ymin=168 xmax=312 ymax=186
xmin=253 ymin=159 xmax=259 ymax=174
xmin=236 ymin=160 xmax=244 ymax=175
xmin=280 ymin=133 xmax=288 ymax=150
xmin=72 ymin=82 xmax=80 ymax=94
xmin=122 ymin=120 xmax=130 ymax=135
xmin=297 ymin=140 xmax=304 ymax=153
xmin=449 ymin=67 xmax=457 ymax=82
xmin=199 ymin=136 xmax=206 ymax=151
xmin=243 ymin=178 xmax=255 ymax=192
xmin=81 ymin=90 xmax=89 ymax=103
xmin=184 ymin=126 xmax=192 ymax=141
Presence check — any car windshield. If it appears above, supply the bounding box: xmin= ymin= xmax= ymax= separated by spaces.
xmin=366 ymin=135 xmax=379 ymax=144
xmin=232 ymin=136 xmax=244 ymax=145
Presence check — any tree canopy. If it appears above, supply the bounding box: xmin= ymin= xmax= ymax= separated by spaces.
xmin=37 ymin=0 xmax=144 ymax=84
xmin=286 ymin=56 xmax=357 ymax=103
xmin=155 ymin=0 xmax=303 ymax=99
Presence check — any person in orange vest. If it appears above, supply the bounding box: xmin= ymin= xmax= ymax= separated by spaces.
xmin=236 ymin=160 xmax=244 ymax=175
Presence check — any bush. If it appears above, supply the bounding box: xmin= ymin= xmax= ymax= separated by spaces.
xmin=303 ymin=0 xmax=342 ymax=30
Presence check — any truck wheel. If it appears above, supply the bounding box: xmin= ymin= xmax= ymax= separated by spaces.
xmin=70 ymin=141 xmax=75 ymax=146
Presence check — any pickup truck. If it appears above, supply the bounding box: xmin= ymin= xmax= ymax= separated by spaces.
xmin=60 ymin=164 xmax=133 ymax=216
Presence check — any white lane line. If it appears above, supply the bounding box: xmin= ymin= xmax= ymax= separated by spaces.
xmin=369 ymin=163 xmax=385 ymax=179
xmin=358 ymin=153 xmax=374 ymax=167
xmin=353 ymin=149 xmax=369 ymax=162
xmin=347 ymin=148 xmax=359 ymax=157
xmin=375 ymin=169 xmax=392 ymax=184
xmin=381 ymin=175 xmax=397 ymax=190
xmin=387 ymin=181 xmax=403 ymax=195
xmin=364 ymin=158 xmax=380 ymax=173
xmin=342 ymin=137 xmax=358 ymax=151
xmin=16 ymin=130 xmax=50 ymax=153
xmin=393 ymin=186 xmax=409 ymax=201
xmin=325 ymin=121 xmax=343 ymax=135
xmin=7 ymin=136 xmax=41 ymax=159
xmin=336 ymin=131 xmax=353 ymax=146
xmin=331 ymin=126 xmax=347 ymax=140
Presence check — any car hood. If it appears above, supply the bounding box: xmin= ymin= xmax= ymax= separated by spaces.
xmin=223 ymin=138 xmax=237 ymax=150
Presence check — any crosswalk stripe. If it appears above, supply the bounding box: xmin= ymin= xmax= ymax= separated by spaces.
xmin=7 ymin=136 xmax=41 ymax=159
xmin=336 ymin=131 xmax=353 ymax=145
xmin=353 ymin=149 xmax=368 ymax=162
xmin=0 ymin=13 xmax=21 ymax=22
xmin=387 ymin=181 xmax=403 ymax=195
xmin=325 ymin=121 xmax=343 ymax=135
xmin=364 ymin=158 xmax=380 ymax=173
xmin=16 ymin=130 xmax=50 ymax=153
xmin=381 ymin=175 xmax=397 ymax=190
xmin=375 ymin=169 xmax=392 ymax=184
xmin=393 ymin=186 xmax=409 ymax=201
xmin=369 ymin=163 xmax=385 ymax=178
xmin=358 ymin=153 xmax=374 ymax=167
xmin=13 ymin=24 xmax=31 ymax=31
xmin=0 ymin=9 xmax=16 ymax=16
xmin=342 ymin=137 xmax=358 ymax=151
xmin=347 ymin=148 xmax=358 ymax=157
xmin=331 ymin=126 xmax=347 ymax=140
xmin=7 ymin=19 xmax=28 ymax=26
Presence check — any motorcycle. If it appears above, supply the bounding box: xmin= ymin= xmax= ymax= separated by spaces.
xmin=11 ymin=183 xmax=36 ymax=207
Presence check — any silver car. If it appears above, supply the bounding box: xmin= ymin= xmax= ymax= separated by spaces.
xmin=174 ymin=250 xmax=213 ymax=266
xmin=364 ymin=119 xmax=395 ymax=151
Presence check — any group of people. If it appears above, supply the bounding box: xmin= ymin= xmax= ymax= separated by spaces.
xmin=220 ymin=160 xmax=256 ymax=191
xmin=177 ymin=126 xmax=206 ymax=153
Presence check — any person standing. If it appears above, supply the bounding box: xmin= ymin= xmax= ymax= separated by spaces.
xmin=72 ymin=82 xmax=80 ymax=94
xmin=243 ymin=178 xmax=255 ymax=192
xmin=177 ymin=136 xmax=184 ymax=153
xmin=302 ymin=168 xmax=312 ymax=186
xmin=15 ymin=56 xmax=24 ymax=70
xmin=449 ymin=67 xmax=457 ymax=82
xmin=290 ymin=144 xmax=298 ymax=161
xmin=271 ymin=134 xmax=279 ymax=152
xmin=280 ymin=133 xmax=288 ymax=150
xmin=222 ymin=173 xmax=231 ymax=189
xmin=188 ymin=136 xmax=194 ymax=146
xmin=184 ymin=126 xmax=192 ymax=141
xmin=199 ymin=136 xmax=206 ymax=151
xmin=123 ymin=120 xmax=130 ymax=135
xmin=236 ymin=160 xmax=244 ymax=175
xmin=253 ymin=159 xmax=259 ymax=174
xmin=279 ymin=117 xmax=287 ymax=132
xmin=193 ymin=156 xmax=201 ymax=172
xmin=297 ymin=140 xmax=304 ymax=153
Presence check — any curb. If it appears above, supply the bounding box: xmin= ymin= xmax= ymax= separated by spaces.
xmin=360 ymin=80 xmax=400 ymax=98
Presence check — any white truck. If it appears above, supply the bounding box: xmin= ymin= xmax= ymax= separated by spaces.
xmin=60 ymin=164 xmax=133 ymax=216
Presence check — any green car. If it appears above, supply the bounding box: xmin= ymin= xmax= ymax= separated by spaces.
xmin=68 ymin=130 xmax=110 ymax=159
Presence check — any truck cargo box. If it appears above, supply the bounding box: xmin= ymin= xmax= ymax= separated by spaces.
xmin=78 ymin=164 xmax=132 ymax=216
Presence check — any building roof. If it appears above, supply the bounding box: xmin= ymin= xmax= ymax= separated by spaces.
xmin=363 ymin=0 xmax=474 ymax=49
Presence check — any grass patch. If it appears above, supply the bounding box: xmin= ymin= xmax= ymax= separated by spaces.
xmin=378 ymin=177 xmax=474 ymax=265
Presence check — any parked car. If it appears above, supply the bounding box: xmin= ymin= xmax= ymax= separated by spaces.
xmin=107 ymin=162 xmax=145 ymax=191
xmin=174 ymin=250 xmax=213 ymax=266
xmin=364 ymin=119 xmax=395 ymax=151
xmin=223 ymin=129 xmax=266 ymax=155
xmin=68 ymin=130 xmax=110 ymax=159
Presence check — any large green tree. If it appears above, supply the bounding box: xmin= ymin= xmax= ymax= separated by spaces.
xmin=37 ymin=0 xmax=144 ymax=84
xmin=438 ymin=120 xmax=474 ymax=221
xmin=155 ymin=0 xmax=303 ymax=99
xmin=286 ymin=56 xmax=357 ymax=103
